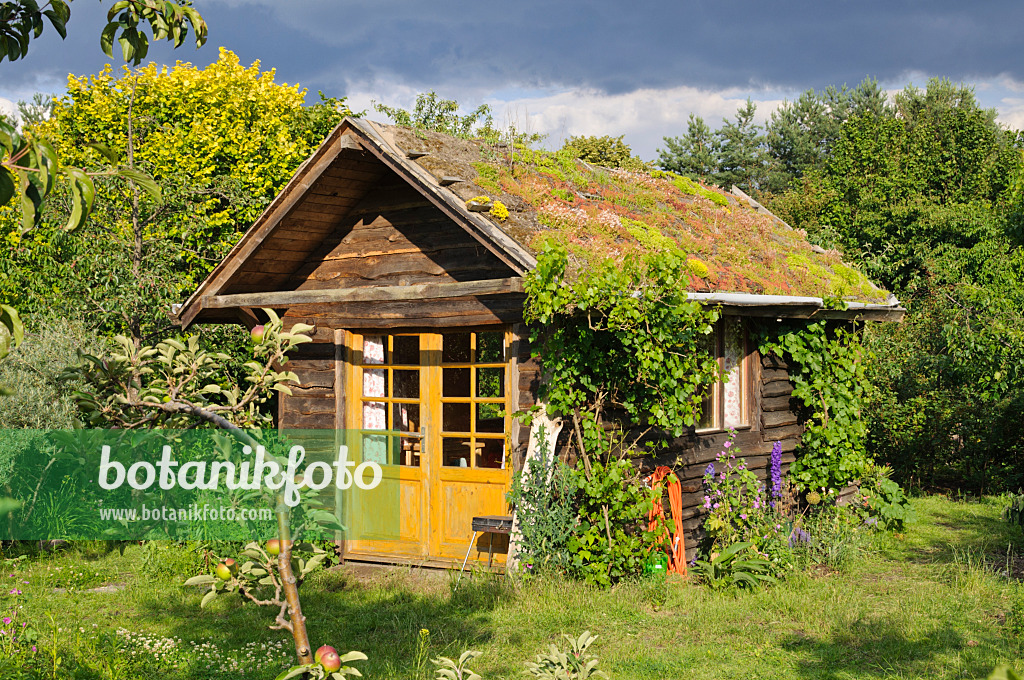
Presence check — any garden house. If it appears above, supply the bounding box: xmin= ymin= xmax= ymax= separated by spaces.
xmin=173 ymin=117 xmax=904 ymax=567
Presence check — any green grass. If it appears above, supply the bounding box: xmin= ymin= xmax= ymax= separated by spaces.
xmin=3 ymin=495 xmax=1024 ymax=679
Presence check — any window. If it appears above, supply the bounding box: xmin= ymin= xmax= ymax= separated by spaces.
xmin=358 ymin=334 xmax=423 ymax=466
xmin=698 ymin=319 xmax=750 ymax=431
xmin=352 ymin=330 xmax=511 ymax=470
xmin=440 ymin=331 xmax=508 ymax=470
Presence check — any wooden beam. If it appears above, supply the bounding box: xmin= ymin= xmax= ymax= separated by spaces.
xmin=204 ymin=277 xmax=525 ymax=309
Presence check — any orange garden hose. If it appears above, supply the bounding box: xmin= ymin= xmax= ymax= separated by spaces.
xmin=647 ymin=466 xmax=687 ymax=576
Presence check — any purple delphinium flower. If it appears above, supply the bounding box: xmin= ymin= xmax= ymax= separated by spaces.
xmin=704 ymin=462 xmax=715 ymax=477
xmin=769 ymin=440 xmax=783 ymax=508
xmin=788 ymin=527 xmax=811 ymax=547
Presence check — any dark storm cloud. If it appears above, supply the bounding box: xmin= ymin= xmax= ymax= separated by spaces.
xmin=2 ymin=0 xmax=1022 ymax=99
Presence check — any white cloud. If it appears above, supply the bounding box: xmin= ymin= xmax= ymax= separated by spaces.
xmin=345 ymin=82 xmax=794 ymax=161
xmin=0 ymin=98 xmax=16 ymax=120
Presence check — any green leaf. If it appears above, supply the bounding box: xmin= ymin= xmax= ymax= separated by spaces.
xmin=64 ymin=167 xmax=95 ymax=231
xmin=199 ymin=589 xmax=217 ymax=608
xmin=275 ymin=664 xmax=315 ymax=680
xmin=0 ymin=168 xmax=14 ymax=207
xmin=117 ymin=167 xmax=163 ymax=203
xmin=99 ymin=22 xmax=118 ymax=58
xmin=183 ymin=574 xmax=217 ymax=586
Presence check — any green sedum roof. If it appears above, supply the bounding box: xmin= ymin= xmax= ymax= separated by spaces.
xmin=387 ymin=125 xmax=889 ymax=304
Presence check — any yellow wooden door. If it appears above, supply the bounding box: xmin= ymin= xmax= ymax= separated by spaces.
xmin=343 ymin=329 xmax=512 ymax=565
xmin=428 ymin=330 xmax=513 ymax=562
xmin=344 ymin=332 xmax=429 ymax=559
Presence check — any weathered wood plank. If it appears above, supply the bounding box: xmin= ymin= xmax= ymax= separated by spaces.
xmin=206 ymin=277 xmax=524 ymax=309
xmin=761 ymin=368 xmax=790 ymax=383
xmin=761 ymin=353 xmax=788 ymax=369
xmin=282 ymin=296 xmax=526 ymax=329
xmin=762 ymin=410 xmax=798 ymax=429
xmin=762 ymin=423 xmax=803 ymax=440
xmin=762 ymin=381 xmax=794 ymax=398
xmin=762 ymin=394 xmax=795 ymax=412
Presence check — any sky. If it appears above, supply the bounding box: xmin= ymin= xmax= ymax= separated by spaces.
xmin=3 ymin=0 xmax=1024 ymax=160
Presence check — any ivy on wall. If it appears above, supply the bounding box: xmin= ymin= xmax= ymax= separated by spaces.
xmin=759 ymin=319 xmax=869 ymax=492
xmin=522 ymin=244 xmax=719 ymax=584
xmin=524 ymin=242 xmax=721 ymax=454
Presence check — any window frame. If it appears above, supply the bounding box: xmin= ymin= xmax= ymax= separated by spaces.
xmin=696 ymin=318 xmax=753 ymax=434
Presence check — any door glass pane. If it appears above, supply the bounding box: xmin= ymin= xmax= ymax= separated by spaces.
xmin=476 ymin=403 xmax=504 ymax=432
xmin=477 ymin=331 xmax=504 ymax=362
xmin=393 ymin=335 xmax=419 ymax=365
xmin=443 ymin=402 xmax=471 ymax=433
xmin=363 ymin=336 xmax=385 ymax=365
xmin=394 ymin=403 xmax=420 ymax=433
xmin=394 ymin=370 xmax=419 ymax=398
xmin=443 ymin=367 xmax=471 ymax=397
xmin=443 ymin=333 xmax=471 ymax=363
xmin=476 ymin=367 xmax=504 ymax=398
xmin=362 ymin=401 xmax=386 ymax=429
xmin=363 ymin=368 xmax=386 ymax=398
xmin=442 ymin=437 xmax=473 ymax=467
xmin=363 ymin=433 xmax=388 ymax=465
xmin=398 ymin=435 xmax=421 ymax=467
xmin=476 ymin=438 xmax=505 ymax=469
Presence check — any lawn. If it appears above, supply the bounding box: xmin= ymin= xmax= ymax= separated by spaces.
xmin=4 ymin=495 xmax=1024 ymax=679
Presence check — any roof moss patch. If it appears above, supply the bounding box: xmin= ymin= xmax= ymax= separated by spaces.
xmin=387 ymin=124 xmax=889 ymax=303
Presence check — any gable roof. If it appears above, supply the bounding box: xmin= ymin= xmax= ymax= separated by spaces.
xmin=174 ymin=117 xmax=903 ymax=328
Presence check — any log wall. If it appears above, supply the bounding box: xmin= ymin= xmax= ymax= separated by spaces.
xmin=650 ymin=350 xmax=800 ymax=562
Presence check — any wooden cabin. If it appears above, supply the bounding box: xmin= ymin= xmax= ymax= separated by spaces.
xmin=174 ymin=117 xmax=903 ymax=567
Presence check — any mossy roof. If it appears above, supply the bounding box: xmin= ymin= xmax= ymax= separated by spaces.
xmin=384 ymin=124 xmax=890 ymax=304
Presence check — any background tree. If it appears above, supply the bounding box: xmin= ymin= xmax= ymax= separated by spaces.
xmin=767 ymin=78 xmax=1024 ymax=492
xmin=657 ymin=114 xmax=717 ymax=181
xmin=559 ymin=134 xmax=648 ymax=171
xmin=1 ymin=49 xmax=352 ymax=344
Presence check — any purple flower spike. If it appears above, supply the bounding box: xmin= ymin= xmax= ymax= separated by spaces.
xmin=769 ymin=441 xmax=783 ymax=507
xmin=704 ymin=462 xmax=715 ymax=477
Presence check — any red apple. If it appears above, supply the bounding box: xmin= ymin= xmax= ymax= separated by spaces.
xmin=266 ymin=539 xmax=281 ymax=556
xmin=250 ymin=325 xmax=265 ymax=343
xmin=223 ymin=557 xmax=237 ymax=574
xmin=214 ymin=562 xmax=232 ymax=580
xmin=315 ymin=645 xmax=336 ymax=664
xmin=320 ymin=650 xmax=342 ymax=672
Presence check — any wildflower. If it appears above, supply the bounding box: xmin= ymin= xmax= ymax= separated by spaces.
xmin=8 ymin=589 xmax=20 ymax=595
xmin=703 ymin=496 xmax=711 ymax=509
xmin=740 ymin=514 xmax=747 ymax=520
xmin=704 ymin=463 xmax=715 ymax=477
xmin=2 ymin=617 xmax=9 ymax=624
xmin=789 ymin=527 xmax=812 ymax=547
xmin=713 ymin=502 xmax=720 ymax=509
xmin=723 ymin=441 xmax=732 ymax=449
xmin=769 ymin=441 xmax=783 ymax=508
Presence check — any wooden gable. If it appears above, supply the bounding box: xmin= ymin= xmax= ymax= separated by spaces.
xmin=176 ymin=118 xmax=534 ymax=332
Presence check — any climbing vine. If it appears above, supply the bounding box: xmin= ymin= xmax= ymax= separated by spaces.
xmin=522 ymin=244 xmax=719 ymax=585
xmin=524 ymin=242 xmax=721 ymax=456
xmin=759 ymin=319 xmax=870 ymax=492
